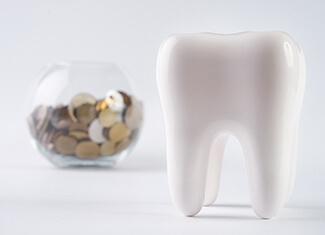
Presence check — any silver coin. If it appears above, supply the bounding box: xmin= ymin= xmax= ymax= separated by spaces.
xmin=131 ymin=96 xmax=143 ymax=113
xmin=40 ymin=125 xmax=55 ymax=149
xmin=37 ymin=107 xmax=52 ymax=141
xmin=124 ymin=97 xmax=143 ymax=130
xmin=88 ymin=119 xmax=106 ymax=143
xmin=115 ymin=111 xmax=123 ymax=123
xmin=27 ymin=115 xmax=37 ymax=139
xmin=105 ymin=90 xmax=125 ymax=113
xmin=35 ymin=105 xmax=48 ymax=131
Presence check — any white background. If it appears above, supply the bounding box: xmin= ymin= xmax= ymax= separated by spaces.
xmin=0 ymin=0 xmax=324 ymax=234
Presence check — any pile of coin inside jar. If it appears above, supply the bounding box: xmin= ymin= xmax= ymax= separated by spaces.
xmin=27 ymin=90 xmax=142 ymax=159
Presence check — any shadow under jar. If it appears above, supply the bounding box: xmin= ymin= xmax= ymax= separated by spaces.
xmin=27 ymin=62 xmax=143 ymax=167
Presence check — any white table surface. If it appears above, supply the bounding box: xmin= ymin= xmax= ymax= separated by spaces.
xmin=1 ymin=140 xmax=324 ymax=235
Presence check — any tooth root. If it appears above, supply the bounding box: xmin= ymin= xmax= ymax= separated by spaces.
xmin=203 ymin=134 xmax=230 ymax=206
xmin=167 ymin=129 xmax=211 ymax=216
xmin=285 ymin=124 xmax=299 ymax=202
xmin=247 ymin=131 xmax=294 ymax=219
xmin=286 ymin=51 xmax=306 ymax=202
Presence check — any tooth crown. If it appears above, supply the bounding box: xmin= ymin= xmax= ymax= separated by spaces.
xmin=156 ymin=32 xmax=306 ymax=219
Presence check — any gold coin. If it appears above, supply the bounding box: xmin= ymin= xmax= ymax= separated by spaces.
xmin=75 ymin=141 xmax=99 ymax=158
xmin=76 ymin=103 xmax=97 ymax=124
xmin=108 ymin=122 xmax=130 ymax=143
xmin=54 ymin=135 xmax=77 ymax=155
xmin=116 ymin=138 xmax=132 ymax=153
xmin=68 ymin=93 xmax=97 ymax=122
xmin=69 ymin=122 xmax=88 ymax=132
xmin=69 ymin=131 xmax=89 ymax=140
xmin=51 ymin=106 xmax=72 ymax=129
xmin=52 ymin=129 xmax=68 ymax=143
xmin=100 ymin=141 xmax=115 ymax=156
xmin=96 ymin=99 xmax=108 ymax=112
xmin=98 ymin=109 xmax=116 ymax=127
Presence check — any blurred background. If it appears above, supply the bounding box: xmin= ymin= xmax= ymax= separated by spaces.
xmin=0 ymin=0 xmax=324 ymax=234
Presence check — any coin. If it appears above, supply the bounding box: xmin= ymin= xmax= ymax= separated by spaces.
xmin=115 ymin=111 xmax=123 ymax=123
xmin=40 ymin=125 xmax=56 ymax=150
xmin=69 ymin=122 xmax=88 ymax=132
xmin=35 ymin=105 xmax=49 ymax=131
xmin=124 ymin=105 xmax=142 ymax=130
xmin=69 ymin=131 xmax=89 ymax=140
xmin=77 ymin=137 xmax=91 ymax=142
xmin=54 ymin=135 xmax=78 ymax=155
xmin=75 ymin=141 xmax=99 ymax=158
xmin=116 ymin=138 xmax=131 ymax=153
xmin=31 ymin=105 xmax=42 ymax=125
xmin=46 ymin=143 xmax=55 ymax=153
xmin=98 ymin=109 xmax=116 ymax=127
xmin=52 ymin=129 xmax=68 ymax=143
xmin=103 ymin=127 xmax=110 ymax=140
xmin=68 ymin=93 xmax=97 ymax=122
xmin=28 ymin=91 xmax=140 ymax=159
xmin=27 ymin=115 xmax=37 ymax=139
xmin=105 ymin=90 xmax=126 ymax=113
xmin=96 ymin=99 xmax=108 ymax=112
xmin=108 ymin=122 xmax=130 ymax=143
xmin=37 ymin=107 xmax=52 ymax=142
xmin=51 ymin=106 xmax=72 ymax=129
xmin=119 ymin=91 xmax=131 ymax=106
xmin=54 ymin=103 xmax=64 ymax=108
xmin=75 ymin=103 xmax=97 ymax=124
xmin=100 ymin=141 xmax=115 ymax=156
xmin=88 ymin=119 xmax=106 ymax=143
xmin=131 ymin=96 xmax=143 ymax=112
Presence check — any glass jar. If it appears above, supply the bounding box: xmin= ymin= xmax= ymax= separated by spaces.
xmin=27 ymin=62 xmax=143 ymax=167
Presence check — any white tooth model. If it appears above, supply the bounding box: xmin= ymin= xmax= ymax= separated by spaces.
xmin=156 ymin=32 xmax=306 ymax=219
